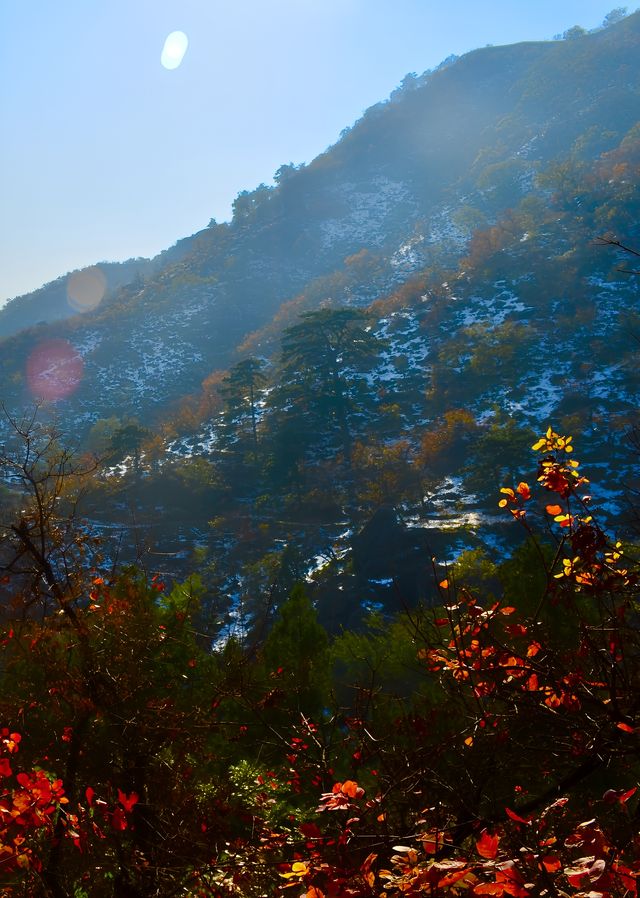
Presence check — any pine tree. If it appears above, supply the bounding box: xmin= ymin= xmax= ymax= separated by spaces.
xmin=277 ymin=308 xmax=384 ymax=469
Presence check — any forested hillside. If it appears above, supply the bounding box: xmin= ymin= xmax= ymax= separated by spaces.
xmin=2 ymin=422 xmax=640 ymax=896
xmin=1 ymin=12 xmax=639 ymax=628
xmin=1 ymin=11 xmax=639 ymax=426
xmin=1 ymin=10 xmax=640 ymax=895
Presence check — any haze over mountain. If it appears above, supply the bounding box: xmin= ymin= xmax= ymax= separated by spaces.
xmin=3 ymin=0 xmax=623 ymax=306
xmin=1 ymin=11 xmax=639 ymax=627
xmin=5 ymin=13 xmax=640 ymax=894
xmin=2 ymin=12 xmax=638 ymax=407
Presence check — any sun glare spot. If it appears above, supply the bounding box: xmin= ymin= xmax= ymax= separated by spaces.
xmin=26 ymin=339 xmax=84 ymax=402
xmin=161 ymin=31 xmax=189 ymax=70
xmin=67 ymin=266 xmax=107 ymax=313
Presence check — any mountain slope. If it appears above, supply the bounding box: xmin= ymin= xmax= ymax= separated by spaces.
xmin=1 ymin=13 xmax=639 ymax=437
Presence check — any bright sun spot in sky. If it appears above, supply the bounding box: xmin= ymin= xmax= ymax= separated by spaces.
xmin=161 ymin=31 xmax=189 ymax=70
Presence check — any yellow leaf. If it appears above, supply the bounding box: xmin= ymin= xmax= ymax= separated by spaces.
xmin=281 ymin=862 xmax=309 ymax=879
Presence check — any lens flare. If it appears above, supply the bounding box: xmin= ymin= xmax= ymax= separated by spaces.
xmin=161 ymin=31 xmax=189 ymax=70
xmin=26 ymin=339 xmax=84 ymax=402
xmin=67 ymin=266 xmax=107 ymax=312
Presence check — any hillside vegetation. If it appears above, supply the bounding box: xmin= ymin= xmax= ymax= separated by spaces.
xmin=1 ymin=12 xmax=640 ymax=894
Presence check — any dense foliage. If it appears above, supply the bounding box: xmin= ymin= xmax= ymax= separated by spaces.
xmin=2 ymin=425 xmax=640 ymax=896
xmin=1 ymin=12 xmax=640 ymax=897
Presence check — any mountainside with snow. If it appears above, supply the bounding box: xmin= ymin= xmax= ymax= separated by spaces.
xmin=1 ymin=13 xmax=638 ymax=432
xmin=1 ymin=13 xmax=640 ymax=631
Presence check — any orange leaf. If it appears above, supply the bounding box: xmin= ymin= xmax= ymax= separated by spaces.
xmin=438 ymin=867 xmax=472 ymax=888
xmin=617 ymin=722 xmax=635 ymax=733
xmin=476 ymin=830 xmax=500 ymax=859
xmin=307 ymin=888 xmax=324 ymax=898
xmin=619 ymin=786 xmax=637 ymax=803
xmin=546 ymin=504 xmax=562 ymax=516
xmin=474 ymin=885 xmax=506 ymax=896
xmin=361 ymin=852 xmax=377 ymax=887
xmin=526 ymin=673 xmax=539 ymax=692
xmin=341 ymin=780 xmax=363 ymax=798
xmin=421 ymin=830 xmax=445 ymax=854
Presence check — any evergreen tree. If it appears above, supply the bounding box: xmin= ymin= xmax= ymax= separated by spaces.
xmin=218 ymin=357 xmax=267 ymax=454
xmin=276 ymin=308 xmax=384 ymax=469
xmin=262 ymin=583 xmax=329 ymax=716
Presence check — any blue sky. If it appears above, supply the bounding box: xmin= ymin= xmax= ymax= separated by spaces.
xmin=0 ymin=1 xmax=628 ymax=305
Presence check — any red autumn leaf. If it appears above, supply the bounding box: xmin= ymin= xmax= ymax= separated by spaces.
xmin=616 ymin=722 xmax=635 ymax=733
xmin=476 ymin=830 xmax=500 ymax=859
xmin=546 ymin=504 xmax=563 ymax=516
xmin=541 ymin=855 xmax=561 ymax=873
xmin=505 ymin=624 xmax=528 ymax=637
xmin=111 ymin=807 xmax=128 ymax=831
xmin=505 ymin=807 xmax=531 ymax=824
xmin=117 ymin=789 xmax=139 ymax=813
xmin=421 ymin=829 xmax=446 ymax=854
xmin=495 ymin=862 xmax=528 ymax=897
xmin=604 ymin=786 xmax=637 ymax=804
xmin=0 ymin=757 xmax=12 ymax=778
xmin=612 ymin=861 xmax=637 ymax=892
xmin=299 ymin=822 xmax=322 ymax=839
xmin=85 ymin=786 xmax=95 ymax=807
xmin=1 ymin=730 xmax=21 ymax=753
